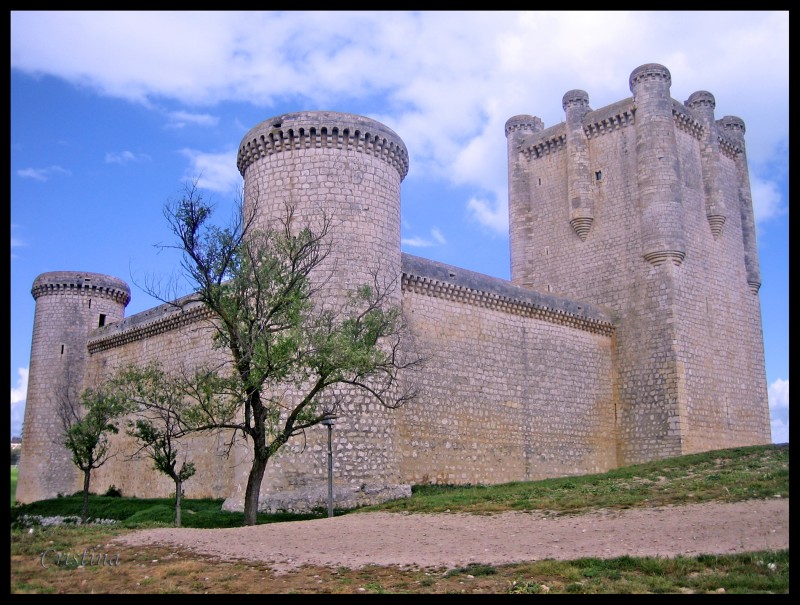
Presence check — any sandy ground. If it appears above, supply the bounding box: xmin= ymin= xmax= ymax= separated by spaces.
xmin=115 ymin=498 xmax=788 ymax=572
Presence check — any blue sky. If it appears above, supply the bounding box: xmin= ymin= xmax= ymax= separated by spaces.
xmin=10 ymin=11 xmax=789 ymax=443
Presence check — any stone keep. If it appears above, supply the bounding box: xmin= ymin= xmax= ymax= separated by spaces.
xmin=17 ymin=64 xmax=771 ymax=511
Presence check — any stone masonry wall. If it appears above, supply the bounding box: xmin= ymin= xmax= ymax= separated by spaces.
xmin=506 ymin=69 xmax=770 ymax=465
xmin=396 ymin=254 xmax=618 ymax=484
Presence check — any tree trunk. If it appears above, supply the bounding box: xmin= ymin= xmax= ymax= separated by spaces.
xmin=243 ymin=455 xmax=268 ymax=526
xmin=175 ymin=479 xmax=182 ymax=527
xmin=82 ymin=469 xmax=91 ymax=524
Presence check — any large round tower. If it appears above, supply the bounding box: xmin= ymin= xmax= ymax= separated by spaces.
xmin=16 ymin=271 xmax=130 ymax=503
xmin=232 ymin=111 xmax=412 ymax=510
xmin=237 ymin=111 xmax=409 ymax=305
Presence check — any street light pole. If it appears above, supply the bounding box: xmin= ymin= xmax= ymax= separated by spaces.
xmin=321 ymin=417 xmax=334 ymax=518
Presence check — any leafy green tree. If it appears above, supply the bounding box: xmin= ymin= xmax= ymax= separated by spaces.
xmin=146 ymin=183 xmax=423 ymax=525
xmin=59 ymin=386 xmax=129 ymax=523
xmin=114 ymin=362 xmax=196 ymax=527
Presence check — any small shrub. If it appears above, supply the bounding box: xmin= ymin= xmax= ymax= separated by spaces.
xmin=104 ymin=485 xmax=123 ymax=498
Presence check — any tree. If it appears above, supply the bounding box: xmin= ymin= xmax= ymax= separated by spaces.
xmin=59 ymin=386 xmax=129 ymax=523
xmin=146 ymin=182 xmax=423 ymax=525
xmin=114 ymin=361 xmax=196 ymax=527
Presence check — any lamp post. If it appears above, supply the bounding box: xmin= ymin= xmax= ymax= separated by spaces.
xmin=321 ymin=417 xmax=334 ymax=518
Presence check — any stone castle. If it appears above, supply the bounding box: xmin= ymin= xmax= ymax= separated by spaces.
xmin=17 ymin=63 xmax=772 ymax=511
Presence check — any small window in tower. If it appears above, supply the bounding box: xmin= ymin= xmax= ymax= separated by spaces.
xmin=595 ymin=170 xmax=603 ymax=181
xmin=538 ymin=177 xmax=542 ymax=186
xmin=61 ymin=344 xmax=64 ymax=355
xmin=99 ymin=314 xmax=106 ymax=327
xmin=88 ymin=299 xmax=92 ymax=309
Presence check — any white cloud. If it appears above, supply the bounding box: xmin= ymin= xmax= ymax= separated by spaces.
xmin=768 ymin=378 xmax=788 ymax=410
xmin=768 ymin=378 xmax=788 ymax=444
xmin=105 ymin=150 xmax=151 ymax=164
xmin=771 ymin=417 xmax=789 ymax=444
xmin=751 ymin=176 xmax=785 ymax=226
xmin=10 ymin=368 xmax=28 ymax=439
xmin=166 ymin=110 xmax=219 ymax=129
xmin=9 ymin=12 xmax=788 ymax=233
xmin=467 ymin=195 xmax=508 ymax=234
xmin=402 ymin=227 xmax=447 ymax=249
xmin=179 ymin=148 xmax=242 ymax=194
xmin=16 ymin=166 xmax=71 ymax=181
xmin=10 ymin=224 xmax=25 ymax=257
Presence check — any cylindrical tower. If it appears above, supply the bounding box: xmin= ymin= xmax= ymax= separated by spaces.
xmin=505 ymin=114 xmax=544 ymax=287
xmin=719 ymin=115 xmax=761 ymax=294
xmin=16 ymin=271 xmax=130 ymax=503
xmin=234 ymin=111 xmax=411 ymax=507
xmin=562 ymin=90 xmax=594 ymax=241
xmin=630 ymin=63 xmax=686 ymax=266
xmin=685 ymin=91 xmax=727 ymax=239
xmin=237 ymin=111 xmax=409 ymax=305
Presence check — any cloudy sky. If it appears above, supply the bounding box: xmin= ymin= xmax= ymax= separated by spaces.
xmin=10 ymin=11 xmax=788 ymax=443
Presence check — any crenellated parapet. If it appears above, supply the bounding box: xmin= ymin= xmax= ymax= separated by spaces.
xmin=521 ymin=125 xmax=567 ymax=160
xmin=505 ymin=114 xmax=544 ymax=137
xmin=87 ymin=297 xmax=212 ymax=353
xmin=583 ymin=99 xmax=635 ymax=139
xmin=672 ymin=100 xmax=705 ymax=140
xmin=629 ymin=62 xmax=672 ymax=89
xmin=402 ymin=254 xmax=616 ymax=336
xmin=32 ymin=271 xmax=131 ymax=306
xmin=237 ymin=111 xmax=409 ymax=181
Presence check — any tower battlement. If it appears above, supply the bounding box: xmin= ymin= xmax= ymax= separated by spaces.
xmin=237 ymin=111 xmax=409 ymax=180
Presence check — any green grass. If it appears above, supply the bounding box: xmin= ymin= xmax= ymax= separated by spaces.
xmin=11 ymin=465 xmax=18 ymax=506
xmin=361 ymin=443 xmax=789 ymax=515
xmin=10 ymin=493 xmax=331 ymax=529
xmin=10 ymin=443 xmax=789 ymax=594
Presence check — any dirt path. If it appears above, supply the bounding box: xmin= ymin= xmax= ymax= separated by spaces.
xmin=115 ymin=498 xmax=788 ymax=573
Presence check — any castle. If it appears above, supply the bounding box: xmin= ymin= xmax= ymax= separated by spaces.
xmin=17 ymin=63 xmax=772 ymax=512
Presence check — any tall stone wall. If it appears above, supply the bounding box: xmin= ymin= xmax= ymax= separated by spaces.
xmin=397 ymin=254 xmax=618 ymax=484
xmin=505 ymin=63 xmax=770 ymax=465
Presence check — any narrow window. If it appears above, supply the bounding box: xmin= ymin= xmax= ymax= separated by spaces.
xmin=538 ymin=177 xmax=542 ymax=186
xmin=98 ymin=314 xmax=106 ymax=327
xmin=61 ymin=344 xmax=64 ymax=355
xmin=88 ymin=299 xmax=92 ymax=309
xmin=595 ymin=170 xmax=603 ymax=181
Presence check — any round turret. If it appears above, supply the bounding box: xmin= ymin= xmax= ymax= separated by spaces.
xmin=16 ymin=271 xmax=130 ymax=503
xmin=629 ymin=63 xmax=671 ymax=93
xmin=504 ymin=114 xmax=544 ymax=138
xmin=562 ymin=89 xmax=590 ymax=112
xmin=719 ymin=115 xmax=746 ymax=136
xmin=237 ymin=111 xmax=408 ymax=308
xmin=629 ymin=63 xmax=685 ymax=266
xmin=685 ymin=90 xmax=716 ymax=112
